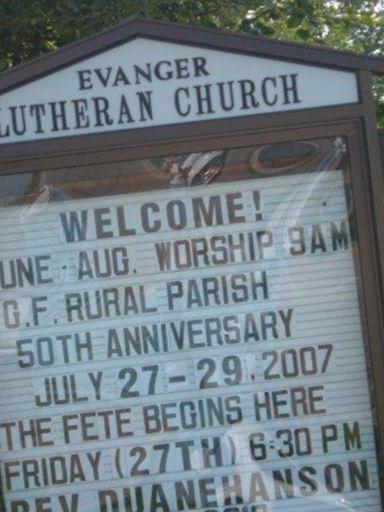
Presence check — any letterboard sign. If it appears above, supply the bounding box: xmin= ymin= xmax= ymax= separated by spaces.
xmin=0 ymin=17 xmax=384 ymax=512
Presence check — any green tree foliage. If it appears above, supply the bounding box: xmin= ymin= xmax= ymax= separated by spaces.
xmin=0 ymin=0 xmax=383 ymax=125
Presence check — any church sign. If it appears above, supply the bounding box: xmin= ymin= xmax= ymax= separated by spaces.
xmin=0 ymin=38 xmax=359 ymax=144
xmin=0 ymin=18 xmax=384 ymax=512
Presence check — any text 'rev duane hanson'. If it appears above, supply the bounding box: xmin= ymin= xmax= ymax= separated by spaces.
xmin=0 ymin=169 xmax=381 ymax=511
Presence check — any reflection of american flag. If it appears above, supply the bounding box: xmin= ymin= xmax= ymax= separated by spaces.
xmin=311 ymin=137 xmax=347 ymax=174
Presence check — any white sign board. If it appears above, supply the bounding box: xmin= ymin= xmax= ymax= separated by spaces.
xmin=0 ymin=38 xmax=358 ymax=144
xmin=0 ymin=168 xmax=381 ymax=511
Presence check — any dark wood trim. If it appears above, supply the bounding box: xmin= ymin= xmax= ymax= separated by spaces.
xmin=347 ymin=127 xmax=384 ymax=502
xmin=0 ymin=103 xmax=365 ymax=171
xmin=0 ymin=18 xmax=382 ymax=97
xmin=0 ymin=116 xmax=358 ymax=175
xmin=355 ymin=76 xmax=384 ymax=487
xmin=379 ymin=130 xmax=384 ymax=169
xmin=130 ymin=19 xmax=384 ymax=73
xmin=0 ymin=120 xmax=359 ymax=173
xmin=358 ymin=71 xmax=384 ymax=307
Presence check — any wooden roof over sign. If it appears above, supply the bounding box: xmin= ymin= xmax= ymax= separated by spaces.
xmin=0 ymin=17 xmax=383 ymax=96
xmin=0 ymin=17 xmax=369 ymax=147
